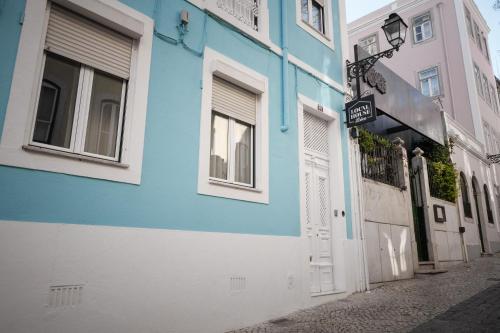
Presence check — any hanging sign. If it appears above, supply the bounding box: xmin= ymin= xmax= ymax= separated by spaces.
xmin=345 ymin=94 xmax=376 ymax=128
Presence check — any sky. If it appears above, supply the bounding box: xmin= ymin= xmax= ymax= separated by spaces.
xmin=346 ymin=0 xmax=500 ymax=77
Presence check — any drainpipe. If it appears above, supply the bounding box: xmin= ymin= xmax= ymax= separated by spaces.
xmin=280 ymin=0 xmax=289 ymax=132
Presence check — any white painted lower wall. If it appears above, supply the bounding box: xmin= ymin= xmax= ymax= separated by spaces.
xmin=362 ymin=179 xmax=416 ymax=283
xmin=451 ymin=143 xmax=500 ymax=255
xmin=0 ymin=221 xmax=355 ymax=333
xmin=428 ymin=197 xmax=464 ymax=265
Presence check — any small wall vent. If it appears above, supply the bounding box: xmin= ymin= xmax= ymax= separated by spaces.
xmin=48 ymin=284 xmax=83 ymax=308
xmin=230 ymin=276 xmax=246 ymax=292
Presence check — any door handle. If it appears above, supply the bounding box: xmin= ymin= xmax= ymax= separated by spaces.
xmin=309 ymin=255 xmax=312 ymax=262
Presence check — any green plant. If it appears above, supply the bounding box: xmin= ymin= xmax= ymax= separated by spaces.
xmin=427 ymin=161 xmax=458 ymax=202
xmin=418 ymin=140 xmax=458 ymax=203
xmin=358 ymin=127 xmax=391 ymax=153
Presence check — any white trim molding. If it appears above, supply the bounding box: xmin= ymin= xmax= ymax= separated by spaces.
xmin=197 ymin=47 xmax=269 ymax=204
xmin=0 ymin=0 xmax=153 ymax=184
xmin=295 ymin=0 xmax=335 ymax=50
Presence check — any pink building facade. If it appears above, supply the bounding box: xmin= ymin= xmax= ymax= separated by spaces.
xmin=349 ymin=0 xmax=500 ymax=260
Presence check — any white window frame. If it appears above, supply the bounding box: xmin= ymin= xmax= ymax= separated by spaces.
xmin=482 ymin=34 xmax=490 ymax=62
xmin=412 ymin=12 xmax=433 ymax=44
xmin=359 ymin=33 xmax=379 ymax=56
xmin=210 ymin=113 xmax=255 ymax=187
xmin=0 ymin=0 xmax=153 ymax=185
xmin=418 ymin=66 xmax=441 ymax=97
xmin=186 ymin=0 xmax=270 ymax=46
xmin=483 ymin=74 xmax=491 ymax=105
xmin=474 ymin=63 xmax=483 ymax=97
xmin=296 ymin=0 xmax=335 ymax=50
xmin=464 ymin=6 xmax=473 ymax=39
xmin=491 ymin=84 xmax=499 ymax=114
xmin=474 ymin=21 xmax=482 ymax=51
xmin=198 ymin=47 xmax=269 ymax=204
xmin=30 ymin=56 xmax=127 ymax=162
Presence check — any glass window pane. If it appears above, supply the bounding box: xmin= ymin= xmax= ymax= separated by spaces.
xmin=311 ymin=2 xmax=323 ymax=33
xmin=210 ymin=113 xmax=229 ymax=180
xmin=301 ymin=0 xmax=309 ymax=23
xmin=33 ymin=54 xmax=80 ymax=148
xmin=421 ymin=79 xmax=430 ymax=96
xmin=84 ymin=71 xmax=124 ymax=158
xmin=431 ymin=76 xmax=440 ymax=96
xmin=234 ymin=121 xmax=252 ymax=185
xmin=423 ymin=21 xmax=432 ymax=38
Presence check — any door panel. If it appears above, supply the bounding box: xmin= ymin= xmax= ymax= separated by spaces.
xmin=391 ymin=225 xmax=412 ymax=280
xmin=365 ymin=221 xmax=382 ymax=283
xmin=379 ymin=223 xmax=395 ymax=281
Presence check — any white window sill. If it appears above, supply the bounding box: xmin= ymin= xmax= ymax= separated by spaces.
xmin=23 ymin=145 xmax=129 ymax=168
xmin=208 ymin=178 xmax=262 ymax=193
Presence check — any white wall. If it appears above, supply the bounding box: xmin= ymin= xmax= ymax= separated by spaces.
xmin=429 ymin=197 xmax=464 ymax=265
xmin=0 ymin=220 xmax=356 ymax=333
xmin=363 ymin=179 xmax=415 ymax=283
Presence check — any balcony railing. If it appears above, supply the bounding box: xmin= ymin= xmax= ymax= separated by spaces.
xmin=217 ymin=0 xmax=260 ymax=31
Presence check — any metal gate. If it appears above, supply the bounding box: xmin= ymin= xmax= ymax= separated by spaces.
xmin=410 ymin=165 xmax=429 ymax=262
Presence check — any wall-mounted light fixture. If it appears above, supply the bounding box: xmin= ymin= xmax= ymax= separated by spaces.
xmin=346 ymin=13 xmax=408 ymax=100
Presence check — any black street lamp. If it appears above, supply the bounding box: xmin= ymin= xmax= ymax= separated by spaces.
xmin=347 ymin=13 xmax=408 ymax=99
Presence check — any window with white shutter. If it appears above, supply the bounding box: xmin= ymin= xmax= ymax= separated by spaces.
xmin=45 ymin=5 xmax=133 ymax=79
xmin=210 ymin=76 xmax=255 ymax=187
xmin=0 ymin=0 xmax=153 ymax=184
xmin=31 ymin=3 xmax=134 ymax=161
xmin=198 ymin=48 xmax=269 ymax=203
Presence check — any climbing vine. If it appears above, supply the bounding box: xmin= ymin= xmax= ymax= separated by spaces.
xmin=416 ymin=140 xmax=458 ymax=203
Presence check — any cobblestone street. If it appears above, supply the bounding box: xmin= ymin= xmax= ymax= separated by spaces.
xmin=229 ymin=255 xmax=500 ymax=333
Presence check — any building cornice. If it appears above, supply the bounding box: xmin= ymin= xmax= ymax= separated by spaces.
xmin=464 ymin=0 xmax=490 ymax=33
xmin=348 ymin=0 xmax=434 ymax=35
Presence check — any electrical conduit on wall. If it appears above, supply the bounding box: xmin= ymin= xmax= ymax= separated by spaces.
xmin=280 ymin=0 xmax=289 ymax=132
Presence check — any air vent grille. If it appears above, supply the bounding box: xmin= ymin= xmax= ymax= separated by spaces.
xmin=48 ymin=284 xmax=83 ymax=308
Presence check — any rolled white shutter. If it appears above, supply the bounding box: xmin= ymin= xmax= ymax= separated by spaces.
xmin=45 ymin=4 xmax=133 ymax=79
xmin=212 ymin=76 xmax=257 ymax=126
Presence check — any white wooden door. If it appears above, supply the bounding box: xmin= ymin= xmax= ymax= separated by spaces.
xmin=303 ymin=112 xmax=334 ymax=294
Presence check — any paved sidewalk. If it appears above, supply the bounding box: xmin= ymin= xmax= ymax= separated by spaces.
xmin=228 ymin=255 xmax=500 ymax=333
xmin=410 ymin=281 xmax=500 ymax=332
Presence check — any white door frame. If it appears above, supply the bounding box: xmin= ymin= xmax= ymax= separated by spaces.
xmin=297 ymin=94 xmax=347 ymax=298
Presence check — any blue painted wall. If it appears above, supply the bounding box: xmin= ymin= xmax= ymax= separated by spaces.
xmin=0 ymin=0 xmax=352 ymax=238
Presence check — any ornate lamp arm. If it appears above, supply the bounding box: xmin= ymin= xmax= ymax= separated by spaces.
xmin=346 ymin=46 xmax=398 ymax=83
xmin=487 ymin=154 xmax=500 ymax=164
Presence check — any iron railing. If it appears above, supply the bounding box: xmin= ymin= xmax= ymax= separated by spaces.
xmin=360 ymin=144 xmax=401 ymax=188
xmin=426 ymin=162 xmax=439 ymax=200
xmin=217 ymin=0 xmax=260 ymax=31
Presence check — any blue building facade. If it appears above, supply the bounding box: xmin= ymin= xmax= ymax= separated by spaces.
xmin=0 ymin=1 xmax=355 ymax=332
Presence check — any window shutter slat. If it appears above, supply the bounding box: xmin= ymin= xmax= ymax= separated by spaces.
xmin=212 ymin=76 xmax=256 ymax=125
xmin=45 ymin=4 xmax=133 ymax=79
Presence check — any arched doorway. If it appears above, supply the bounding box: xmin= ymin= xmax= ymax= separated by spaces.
xmin=472 ymin=177 xmax=486 ymax=253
